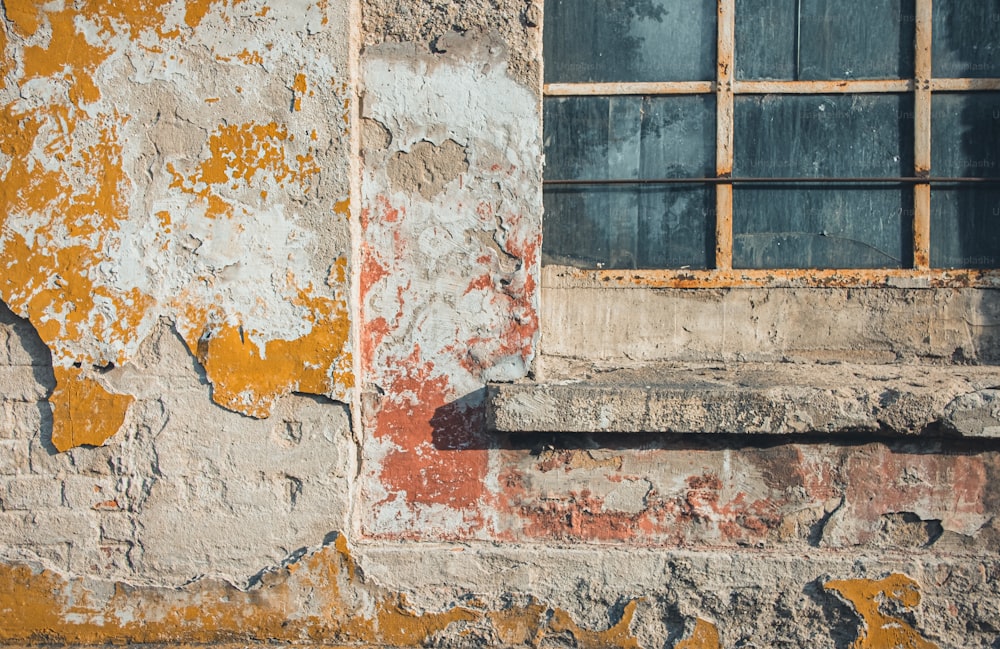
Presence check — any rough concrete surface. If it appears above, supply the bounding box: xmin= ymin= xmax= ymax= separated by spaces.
xmin=489 ymin=361 xmax=1000 ymax=435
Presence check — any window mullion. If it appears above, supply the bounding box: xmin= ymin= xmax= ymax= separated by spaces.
xmin=715 ymin=0 xmax=736 ymax=270
xmin=913 ymin=0 xmax=933 ymax=269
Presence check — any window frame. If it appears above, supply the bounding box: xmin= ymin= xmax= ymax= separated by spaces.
xmin=542 ymin=0 xmax=1000 ymax=289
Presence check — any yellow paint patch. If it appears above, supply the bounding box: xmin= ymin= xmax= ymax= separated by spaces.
xmin=4 ymin=0 xmax=42 ymax=37
xmin=0 ymin=533 xmax=641 ymax=647
xmin=675 ymin=618 xmax=722 ymax=649
xmin=49 ymin=366 xmax=134 ymax=452
xmin=293 ymin=72 xmax=308 ymax=112
xmin=22 ymin=9 xmax=110 ymax=105
xmin=170 ymin=121 xmax=319 ymax=199
xmin=825 ymin=574 xmax=939 ymax=649
xmin=176 ymin=270 xmax=353 ymax=418
xmin=1 ymin=0 xmax=353 ymax=448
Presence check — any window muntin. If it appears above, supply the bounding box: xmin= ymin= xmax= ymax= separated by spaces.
xmin=542 ymin=0 xmax=1000 ymax=276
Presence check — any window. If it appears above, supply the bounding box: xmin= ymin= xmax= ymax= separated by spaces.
xmin=542 ymin=0 xmax=1000 ymax=280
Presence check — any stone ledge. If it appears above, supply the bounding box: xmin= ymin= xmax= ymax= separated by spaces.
xmin=487 ymin=362 xmax=1000 ymax=436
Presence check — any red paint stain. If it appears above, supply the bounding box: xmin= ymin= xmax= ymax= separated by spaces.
xmin=372 ymin=350 xmax=488 ymax=514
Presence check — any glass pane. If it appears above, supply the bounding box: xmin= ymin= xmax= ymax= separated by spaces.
xmin=733 ymin=95 xmax=913 ymax=269
xmin=932 ymin=93 xmax=1000 ymax=178
xmin=544 ymin=95 xmax=716 ymax=181
xmin=543 ymin=185 xmax=714 ymax=269
xmin=931 ymin=93 xmax=1000 ymax=269
xmin=544 ymin=0 xmax=716 ymax=83
xmin=543 ymin=95 xmax=716 ymax=269
xmin=933 ymin=0 xmax=1000 ymax=79
xmin=735 ymin=0 xmax=915 ymax=80
xmin=733 ymin=187 xmax=913 ymax=269
xmin=734 ymin=95 xmax=914 ymax=178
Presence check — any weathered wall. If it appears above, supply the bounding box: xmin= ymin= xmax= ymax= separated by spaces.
xmin=2 ymin=0 xmax=1000 ymax=647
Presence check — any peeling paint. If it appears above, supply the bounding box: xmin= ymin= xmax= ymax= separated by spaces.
xmin=49 ymin=366 xmax=135 ymax=452
xmin=0 ymin=535 xmax=643 ymax=647
xmin=675 ymin=618 xmax=722 ymax=649
xmin=825 ymin=574 xmax=939 ymax=649
xmin=0 ymin=0 xmax=353 ymax=443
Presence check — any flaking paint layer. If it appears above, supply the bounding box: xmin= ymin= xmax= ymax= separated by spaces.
xmin=825 ymin=575 xmax=940 ymax=649
xmin=0 ymin=0 xmax=353 ymax=444
xmin=0 ymin=535 xmax=645 ymax=647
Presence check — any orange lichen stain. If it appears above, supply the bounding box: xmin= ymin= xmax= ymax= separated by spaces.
xmin=675 ymin=618 xmax=722 ymax=649
xmin=49 ymin=367 xmax=134 ymax=452
xmin=825 ymin=574 xmax=939 ymax=649
xmin=0 ymin=533 xmax=642 ymax=647
xmin=293 ymin=72 xmax=308 ymax=112
xmin=204 ymin=97 xmax=220 ymax=104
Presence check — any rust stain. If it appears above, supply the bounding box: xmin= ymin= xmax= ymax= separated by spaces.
xmin=546 ymin=266 xmax=1000 ymax=290
xmin=825 ymin=574 xmax=939 ymax=649
xmin=675 ymin=618 xmax=722 ymax=649
xmin=49 ymin=366 xmax=135 ymax=452
xmin=0 ymin=534 xmax=641 ymax=647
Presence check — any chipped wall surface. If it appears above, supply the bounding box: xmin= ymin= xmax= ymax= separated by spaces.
xmin=2 ymin=0 xmax=1000 ymax=646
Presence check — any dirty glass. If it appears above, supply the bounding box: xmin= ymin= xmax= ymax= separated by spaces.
xmin=543 ymin=0 xmax=716 ymax=83
xmin=733 ymin=94 xmax=914 ymax=268
xmin=543 ymin=95 xmax=715 ymax=268
xmin=933 ymin=0 xmax=1000 ymax=79
xmin=930 ymin=93 xmax=1000 ymax=268
xmin=735 ymin=0 xmax=915 ymax=80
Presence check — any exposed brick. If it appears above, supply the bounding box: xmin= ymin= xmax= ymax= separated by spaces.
xmin=24 ymin=510 xmax=100 ymax=548
xmin=65 ymin=444 xmax=116 ymax=476
xmin=99 ymin=512 xmax=137 ymax=543
xmin=3 ymin=476 xmax=64 ymax=510
xmin=62 ymin=476 xmax=121 ymax=510
xmin=0 ymin=367 xmax=49 ymax=401
xmin=7 ymin=400 xmax=44 ymax=439
xmin=28 ymin=437 xmax=74 ymax=476
xmin=0 ymin=440 xmax=30 ymax=475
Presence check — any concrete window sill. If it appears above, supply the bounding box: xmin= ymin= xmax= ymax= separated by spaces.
xmin=486 ymin=362 xmax=1000 ymax=437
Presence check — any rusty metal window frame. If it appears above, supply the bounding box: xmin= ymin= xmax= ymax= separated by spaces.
xmin=542 ymin=0 xmax=1000 ymax=289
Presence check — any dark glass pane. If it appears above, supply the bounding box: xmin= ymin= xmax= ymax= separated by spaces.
xmin=543 ymin=185 xmax=714 ymax=269
xmin=933 ymin=0 xmax=1000 ymax=79
xmin=543 ymin=95 xmax=715 ymax=269
xmin=735 ymin=0 xmax=915 ymax=80
xmin=931 ymin=188 xmax=1000 ymax=268
xmin=733 ymin=95 xmax=913 ymax=268
xmin=733 ymin=187 xmax=913 ymax=268
xmin=734 ymin=95 xmax=914 ymax=178
xmin=544 ymin=0 xmax=715 ymax=83
xmin=931 ymin=93 xmax=1000 ymax=269
xmin=544 ymin=95 xmax=716 ymax=181
xmin=932 ymin=93 xmax=1000 ymax=178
